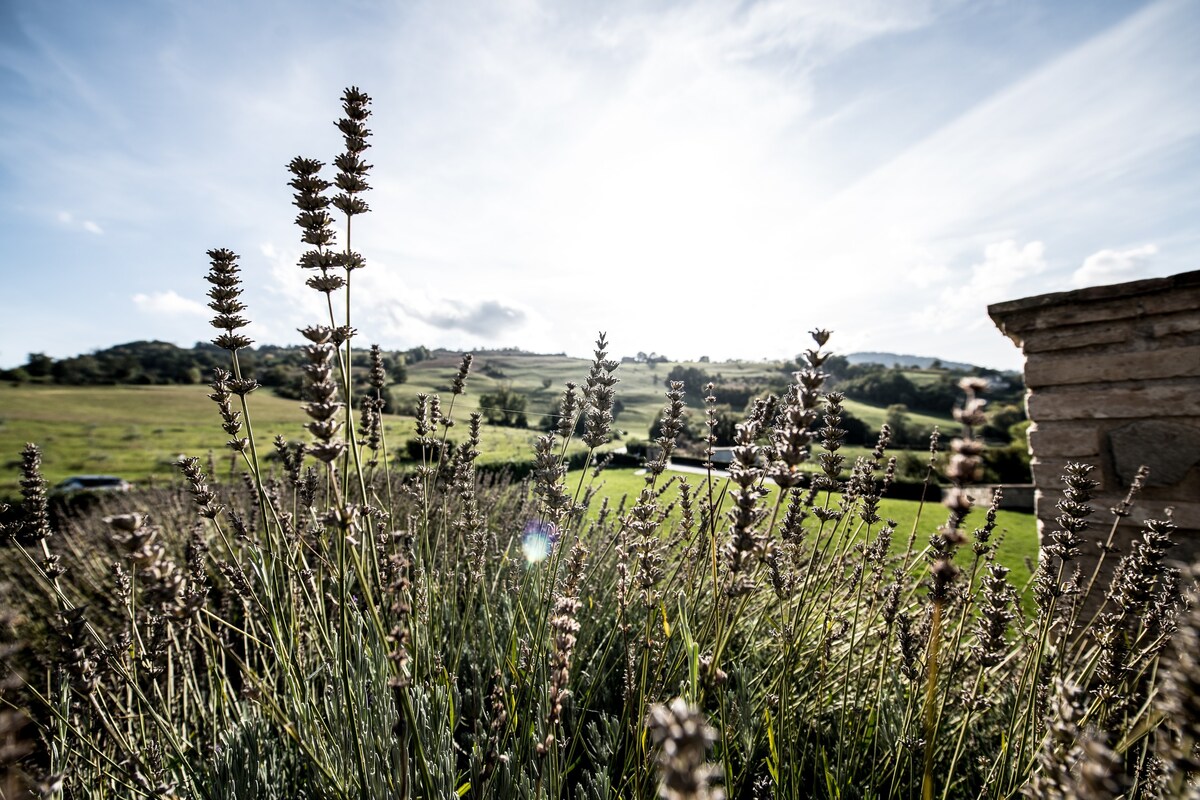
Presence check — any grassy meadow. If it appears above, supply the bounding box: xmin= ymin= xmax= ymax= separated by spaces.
xmin=567 ymin=466 xmax=1039 ymax=597
xmin=0 ymin=379 xmax=582 ymax=495
xmin=406 ymin=353 xmax=955 ymax=436
xmin=0 ymin=384 xmax=310 ymax=491
xmin=0 ymin=353 xmax=957 ymax=496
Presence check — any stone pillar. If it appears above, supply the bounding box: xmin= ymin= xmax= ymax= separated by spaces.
xmin=988 ymin=270 xmax=1200 ymax=583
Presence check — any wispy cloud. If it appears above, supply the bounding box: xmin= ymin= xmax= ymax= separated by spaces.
xmin=806 ymin=0 xmax=1200 ymax=263
xmin=1072 ymin=244 xmax=1158 ymax=287
xmin=911 ymin=240 xmax=1048 ymax=335
xmin=782 ymin=0 xmax=1200 ymax=366
xmin=254 ymin=241 xmax=534 ymax=349
xmin=417 ymin=299 xmax=527 ymax=337
xmin=132 ymin=290 xmax=207 ymax=317
xmin=56 ymin=211 xmax=103 ymax=235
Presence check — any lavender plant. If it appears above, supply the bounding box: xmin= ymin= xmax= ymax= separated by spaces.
xmin=0 ymin=88 xmax=1196 ymax=800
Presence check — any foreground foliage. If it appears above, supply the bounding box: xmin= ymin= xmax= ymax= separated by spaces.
xmin=1 ymin=88 xmax=1197 ymax=800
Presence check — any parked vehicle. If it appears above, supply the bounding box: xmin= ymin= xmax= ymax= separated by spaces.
xmin=52 ymin=475 xmax=132 ymax=495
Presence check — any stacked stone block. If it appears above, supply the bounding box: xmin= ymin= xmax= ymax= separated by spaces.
xmin=989 ymin=270 xmax=1200 ymax=589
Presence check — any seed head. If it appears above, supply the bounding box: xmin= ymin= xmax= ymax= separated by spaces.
xmin=16 ymin=443 xmax=51 ymax=543
xmin=646 ymin=698 xmax=725 ymax=800
xmin=554 ymin=381 xmax=581 ymax=439
xmin=369 ymin=344 xmax=388 ymax=390
xmin=288 ymin=156 xmax=336 ymax=250
xmin=177 ymin=456 xmax=221 ymax=519
xmin=451 ymin=353 xmax=473 ymax=396
xmin=204 ymin=249 xmax=252 ymax=351
xmin=332 ymin=87 xmax=373 ymax=220
xmin=582 ymin=333 xmax=619 ymax=449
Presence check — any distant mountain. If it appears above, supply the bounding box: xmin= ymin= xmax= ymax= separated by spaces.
xmin=845 ymin=352 xmax=978 ymax=371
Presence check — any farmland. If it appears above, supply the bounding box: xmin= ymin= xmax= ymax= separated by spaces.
xmin=0 ymin=350 xmax=962 ymax=495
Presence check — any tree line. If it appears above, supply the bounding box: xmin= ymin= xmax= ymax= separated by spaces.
xmin=3 ymin=341 xmax=423 ymax=410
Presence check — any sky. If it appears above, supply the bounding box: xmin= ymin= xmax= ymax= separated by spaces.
xmin=1 ymin=0 xmax=1198 ymax=371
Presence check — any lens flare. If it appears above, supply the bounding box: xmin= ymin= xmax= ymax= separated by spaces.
xmin=521 ymin=520 xmax=557 ymax=564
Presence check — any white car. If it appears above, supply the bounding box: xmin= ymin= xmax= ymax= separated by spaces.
xmin=53 ymin=475 xmax=133 ymax=494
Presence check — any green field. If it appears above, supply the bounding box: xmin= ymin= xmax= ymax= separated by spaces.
xmin=0 ymin=376 xmax=1025 ymax=583
xmin=569 ymin=465 xmax=1037 ymax=595
xmin=0 ymin=383 xmax=591 ymax=493
xmin=401 ymin=353 xmax=714 ymax=435
xmin=0 ymin=352 xmax=962 ymax=495
xmin=0 ymin=374 xmax=1035 ymax=586
xmin=402 ymin=353 xmax=957 ymax=439
xmin=0 ymin=384 xmax=306 ymax=490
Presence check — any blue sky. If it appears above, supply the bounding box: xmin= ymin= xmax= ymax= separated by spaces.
xmin=2 ymin=0 xmax=1198 ymax=371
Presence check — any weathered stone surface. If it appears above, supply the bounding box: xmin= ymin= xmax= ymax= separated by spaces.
xmin=1031 ymin=458 xmax=1108 ymax=494
xmin=1024 ymin=346 xmax=1200 ymax=388
xmin=1032 ymin=462 xmax=1200 ymax=559
xmin=1033 ymin=504 xmax=1199 ymax=554
xmin=962 ymin=484 xmax=1035 ymax=512
xmin=1107 ymin=420 xmax=1200 ymax=487
xmin=1027 ymin=383 xmax=1200 ymax=420
xmin=1019 ymin=322 xmax=1132 ymax=354
xmin=989 ymin=271 xmax=1200 ymax=340
xmin=995 ymin=295 xmax=1196 ymax=335
xmin=1152 ymin=314 xmax=1200 ymax=338
xmin=992 ymin=271 xmax=1200 ymax=607
xmin=1125 ymin=500 xmax=1200 ymax=531
xmin=1027 ymin=421 xmax=1101 ymax=457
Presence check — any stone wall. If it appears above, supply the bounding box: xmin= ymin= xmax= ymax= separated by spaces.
xmin=963 ymin=484 xmax=1035 ymax=513
xmin=988 ymin=270 xmax=1200 ymax=584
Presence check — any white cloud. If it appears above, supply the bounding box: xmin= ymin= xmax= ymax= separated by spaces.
xmin=1072 ymin=244 xmax=1158 ymax=287
xmin=251 ymin=240 xmax=538 ymax=350
xmin=55 ymin=210 xmax=104 ymax=235
xmin=132 ymin=290 xmax=207 ymax=317
xmin=912 ymin=240 xmax=1048 ymax=334
xmin=905 ymin=261 xmax=954 ymax=289
xmin=416 ymin=299 xmax=527 ymax=337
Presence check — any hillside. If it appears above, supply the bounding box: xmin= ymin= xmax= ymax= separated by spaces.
xmin=846 ymin=351 xmax=986 ymax=372
xmin=1 ymin=343 xmax=1033 ymax=495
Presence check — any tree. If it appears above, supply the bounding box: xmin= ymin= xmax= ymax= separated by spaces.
xmin=391 ymin=357 xmax=408 ymax=385
xmin=980 ymin=404 xmax=1026 ymax=443
xmin=885 ymin=404 xmax=912 ymax=448
xmin=841 ymin=370 xmax=917 ymax=408
xmin=24 ymin=353 xmax=53 ymax=378
xmin=405 ymin=345 xmax=432 ymax=364
xmin=823 ymin=354 xmax=850 ymax=381
xmin=51 ymin=355 xmax=101 ymax=384
xmin=840 ymin=410 xmax=870 ymax=446
xmin=478 ymin=383 xmax=528 ymax=428
xmin=667 ymin=365 xmax=712 ymax=398
xmin=0 ymin=367 xmax=30 ymax=383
